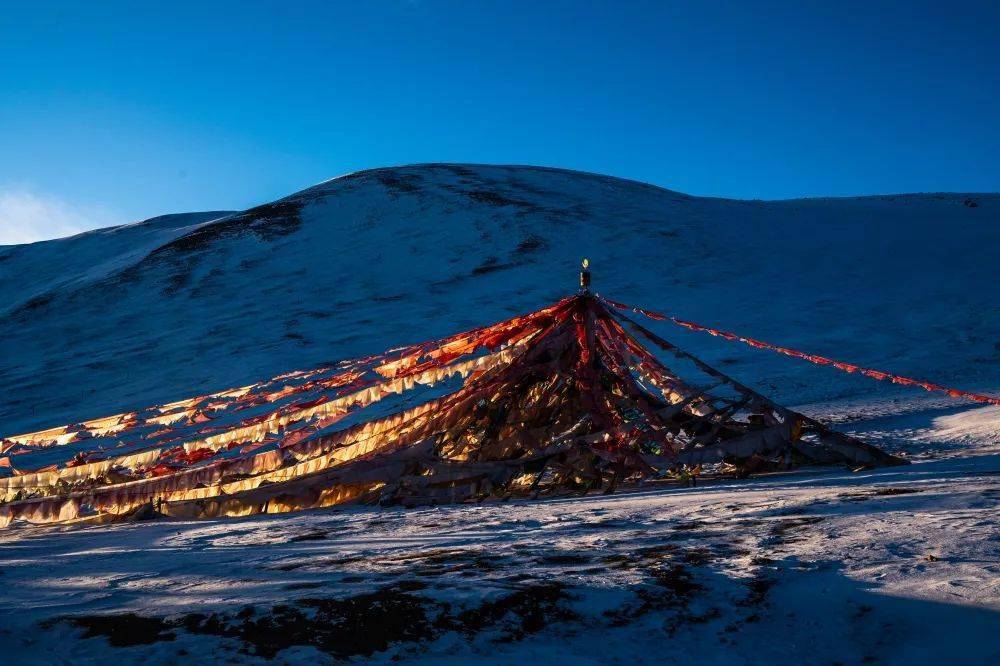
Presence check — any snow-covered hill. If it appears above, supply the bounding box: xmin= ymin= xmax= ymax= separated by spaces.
xmin=2 ymin=164 xmax=998 ymax=439
xmin=1 ymin=164 xmax=999 ymax=664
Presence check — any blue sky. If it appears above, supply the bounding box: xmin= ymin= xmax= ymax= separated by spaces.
xmin=1 ymin=1 xmax=998 ymax=243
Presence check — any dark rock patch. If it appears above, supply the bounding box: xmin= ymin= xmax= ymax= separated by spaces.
xmin=737 ymin=576 xmax=776 ymax=607
xmin=154 ymin=199 xmax=305 ymax=256
xmin=46 ymin=613 xmax=176 ymax=647
xmin=873 ymin=487 xmax=922 ymax=496
xmin=377 ymin=172 xmax=423 ymax=196
xmin=61 ymin=580 xmax=578 ymax=659
xmin=513 ymin=234 xmax=548 ymax=257
xmin=536 ymin=552 xmax=591 ymax=566
xmin=16 ymin=292 xmax=55 ymax=314
xmin=373 ymin=293 xmax=408 ymax=303
xmin=288 ymin=530 xmax=328 ymax=542
xmin=635 ymin=544 xmax=677 ymax=561
xmin=450 ymin=582 xmax=577 ymax=640
xmin=471 ymin=256 xmax=519 ymax=276
xmin=765 ymin=515 xmax=825 ymax=547
xmin=179 ymin=583 xmax=436 ymax=659
xmin=605 ymin=562 xmax=705 ymax=628
xmin=464 ymin=189 xmax=533 ymax=208
xmin=681 ymin=548 xmax=714 ymax=566
xmin=650 ymin=563 xmax=704 ymax=599
xmin=839 ymin=487 xmax=923 ymax=501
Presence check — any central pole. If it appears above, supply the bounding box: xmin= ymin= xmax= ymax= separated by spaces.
xmin=579 ymin=258 xmax=591 ymax=294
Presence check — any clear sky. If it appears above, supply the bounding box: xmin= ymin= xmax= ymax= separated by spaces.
xmin=2 ymin=1 xmax=998 ymax=243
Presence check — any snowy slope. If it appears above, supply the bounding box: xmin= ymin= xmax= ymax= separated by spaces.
xmin=0 ymin=211 xmax=232 ymax=315
xmin=2 ymin=164 xmax=998 ymax=439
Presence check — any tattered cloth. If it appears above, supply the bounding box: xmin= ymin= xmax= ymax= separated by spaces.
xmin=0 ymin=294 xmax=906 ymax=529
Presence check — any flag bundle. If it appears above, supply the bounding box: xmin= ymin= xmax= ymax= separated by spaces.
xmin=0 ymin=293 xmax=904 ymax=529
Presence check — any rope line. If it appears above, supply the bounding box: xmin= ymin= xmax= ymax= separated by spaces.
xmin=601 ymin=296 xmax=1000 ymax=407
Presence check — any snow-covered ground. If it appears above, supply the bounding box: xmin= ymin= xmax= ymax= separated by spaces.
xmin=0 ymin=402 xmax=996 ymax=664
xmin=1 ymin=165 xmax=998 ymax=663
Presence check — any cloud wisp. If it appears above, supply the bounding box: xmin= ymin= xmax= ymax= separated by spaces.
xmin=0 ymin=189 xmax=123 ymax=246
